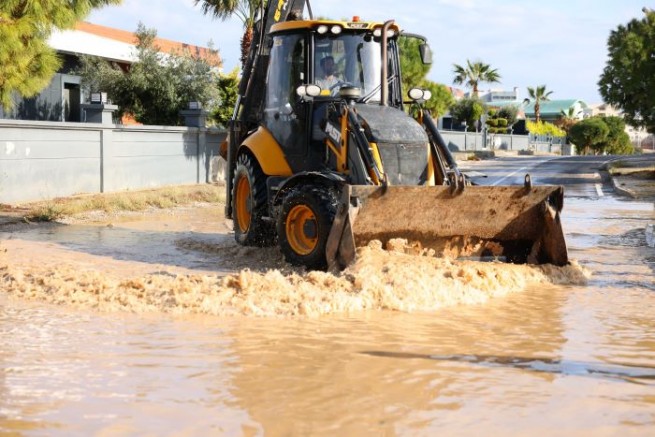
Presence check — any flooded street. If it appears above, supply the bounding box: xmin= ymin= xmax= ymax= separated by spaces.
xmin=1 ymin=191 xmax=654 ymax=435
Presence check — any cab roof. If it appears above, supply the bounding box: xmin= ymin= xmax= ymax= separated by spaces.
xmin=270 ymin=19 xmax=401 ymax=34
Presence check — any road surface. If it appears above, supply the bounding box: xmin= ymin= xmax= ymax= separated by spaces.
xmin=1 ymin=154 xmax=654 ymax=435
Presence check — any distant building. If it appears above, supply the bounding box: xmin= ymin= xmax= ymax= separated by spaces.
xmin=584 ymin=103 xmax=620 ymax=118
xmin=523 ymin=99 xmax=587 ymax=123
xmin=478 ymin=87 xmax=520 ymax=103
xmin=641 ymin=135 xmax=655 ymax=153
xmin=447 ymin=86 xmax=466 ymax=100
xmin=0 ymin=22 xmax=221 ymax=123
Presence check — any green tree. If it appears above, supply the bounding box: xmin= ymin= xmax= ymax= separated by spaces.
xmin=496 ymin=105 xmax=520 ymax=128
xmin=398 ymin=35 xmax=453 ymax=118
xmin=449 ymin=97 xmax=486 ymax=131
xmin=398 ymin=35 xmax=431 ymax=94
xmin=452 ymin=60 xmax=501 ymax=98
xmin=78 ymin=23 xmax=221 ymax=126
xmin=421 ymin=81 xmax=454 ymax=119
xmin=598 ymin=9 xmax=655 ymax=133
xmin=598 ymin=116 xmax=634 ymax=155
xmin=196 ymin=0 xmax=262 ymax=66
xmin=212 ymin=67 xmax=240 ymax=127
xmin=569 ymin=117 xmax=609 ymax=155
xmin=554 ymin=107 xmax=580 ymax=141
xmin=525 ymin=85 xmax=553 ymax=123
xmin=0 ymin=0 xmax=121 ymax=111
xmin=485 ymin=109 xmax=510 ymax=134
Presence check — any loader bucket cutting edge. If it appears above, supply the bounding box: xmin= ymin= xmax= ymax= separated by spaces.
xmin=326 ymin=184 xmax=568 ymax=271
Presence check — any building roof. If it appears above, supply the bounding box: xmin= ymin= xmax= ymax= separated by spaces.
xmin=524 ymin=99 xmax=587 ymax=117
xmin=448 ymin=87 xmax=466 ymax=99
xmin=48 ymin=21 xmax=221 ymax=67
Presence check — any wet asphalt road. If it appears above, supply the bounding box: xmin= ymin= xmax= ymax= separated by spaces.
xmin=461 ymin=154 xmax=653 ymax=198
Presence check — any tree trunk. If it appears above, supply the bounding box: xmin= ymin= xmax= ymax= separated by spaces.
xmin=240 ymin=26 xmax=253 ymax=68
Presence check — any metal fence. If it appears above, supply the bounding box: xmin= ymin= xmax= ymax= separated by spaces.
xmin=439 ymin=130 xmax=570 ymax=155
xmin=440 ymin=131 xmax=530 ymax=152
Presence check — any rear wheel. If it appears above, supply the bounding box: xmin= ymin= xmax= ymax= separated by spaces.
xmin=232 ymin=154 xmax=275 ymax=246
xmin=277 ymin=187 xmax=337 ymax=270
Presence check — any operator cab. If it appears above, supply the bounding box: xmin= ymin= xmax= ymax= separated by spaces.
xmin=264 ymin=20 xmax=405 ymax=173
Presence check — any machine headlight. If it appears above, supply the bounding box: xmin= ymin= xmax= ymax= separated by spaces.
xmin=408 ymin=88 xmax=432 ymax=102
xmin=296 ymin=84 xmax=321 ymax=98
xmin=408 ymin=88 xmax=424 ymax=100
xmin=330 ymin=25 xmax=342 ymax=34
xmin=372 ymin=27 xmax=395 ymax=38
xmin=305 ymin=84 xmax=322 ymax=97
xmin=316 ymin=25 xmax=329 ymax=34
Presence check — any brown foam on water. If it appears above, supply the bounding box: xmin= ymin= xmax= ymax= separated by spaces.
xmin=0 ymin=239 xmax=588 ymax=317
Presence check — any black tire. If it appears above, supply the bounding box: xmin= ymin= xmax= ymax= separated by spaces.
xmin=277 ymin=186 xmax=337 ymax=270
xmin=231 ymin=154 xmax=275 ymax=246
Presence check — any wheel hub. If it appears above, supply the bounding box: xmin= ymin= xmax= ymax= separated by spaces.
xmin=286 ymin=205 xmax=318 ymax=255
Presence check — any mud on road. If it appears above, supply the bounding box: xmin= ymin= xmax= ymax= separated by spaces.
xmin=0 ymin=201 xmax=588 ymax=317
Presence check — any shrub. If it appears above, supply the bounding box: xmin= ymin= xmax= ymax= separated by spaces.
xmin=526 ymin=120 xmax=566 ymax=137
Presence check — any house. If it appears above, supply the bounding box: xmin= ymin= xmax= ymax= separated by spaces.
xmin=478 ymin=87 xmax=520 ymax=103
xmin=523 ymin=99 xmax=587 ymax=123
xmin=641 ymin=135 xmax=655 ymax=153
xmin=0 ymin=22 xmax=221 ymax=123
xmin=447 ymin=86 xmax=466 ymax=100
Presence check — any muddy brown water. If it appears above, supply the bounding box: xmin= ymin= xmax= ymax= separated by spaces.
xmin=1 ymin=196 xmax=654 ymax=435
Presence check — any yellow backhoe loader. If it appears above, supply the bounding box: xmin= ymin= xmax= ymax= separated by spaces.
xmin=223 ymin=0 xmax=568 ymax=271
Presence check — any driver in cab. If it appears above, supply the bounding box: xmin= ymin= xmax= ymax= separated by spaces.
xmin=316 ymin=56 xmax=341 ymax=93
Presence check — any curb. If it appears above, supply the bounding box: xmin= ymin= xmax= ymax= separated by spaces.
xmin=609 ymin=175 xmax=638 ymax=198
xmin=602 ymin=155 xmax=655 ymax=198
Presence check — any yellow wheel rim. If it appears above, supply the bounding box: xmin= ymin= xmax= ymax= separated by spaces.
xmin=286 ymin=204 xmax=318 ymax=256
xmin=234 ymin=176 xmax=251 ymax=233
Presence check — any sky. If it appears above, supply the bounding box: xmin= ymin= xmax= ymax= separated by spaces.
xmin=88 ymin=0 xmax=650 ymax=104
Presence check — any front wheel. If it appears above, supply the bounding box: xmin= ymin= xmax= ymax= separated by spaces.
xmin=232 ymin=154 xmax=275 ymax=246
xmin=277 ymin=187 xmax=337 ymax=270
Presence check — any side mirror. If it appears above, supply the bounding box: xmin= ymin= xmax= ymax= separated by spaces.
xmin=419 ymin=43 xmax=433 ymax=65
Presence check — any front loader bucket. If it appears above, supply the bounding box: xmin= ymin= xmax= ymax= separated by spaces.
xmin=326 ymin=182 xmax=568 ymax=271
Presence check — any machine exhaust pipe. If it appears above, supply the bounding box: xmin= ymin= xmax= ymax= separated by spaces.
xmin=380 ymin=20 xmax=394 ymax=106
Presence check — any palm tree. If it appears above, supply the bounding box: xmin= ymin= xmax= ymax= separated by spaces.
xmin=555 ymin=106 xmax=581 ymax=141
xmin=559 ymin=107 xmax=581 ymax=119
xmin=452 ymin=60 xmax=501 ymax=98
xmin=525 ymin=85 xmax=553 ymax=123
xmin=196 ymin=0 xmax=263 ymax=67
